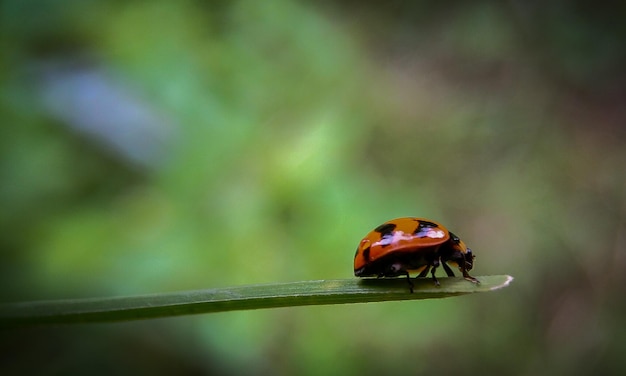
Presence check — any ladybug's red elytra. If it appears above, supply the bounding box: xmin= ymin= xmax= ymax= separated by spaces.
xmin=354 ymin=217 xmax=479 ymax=293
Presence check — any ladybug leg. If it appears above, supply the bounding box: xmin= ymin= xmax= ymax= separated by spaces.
xmin=456 ymin=256 xmax=480 ymax=284
xmin=430 ymin=259 xmax=441 ymax=286
xmin=417 ymin=265 xmax=430 ymax=278
xmin=462 ymin=269 xmax=480 ymax=284
xmin=430 ymin=269 xmax=440 ymax=286
xmin=403 ymin=271 xmax=414 ymax=293
xmin=442 ymin=262 xmax=456 ymax=277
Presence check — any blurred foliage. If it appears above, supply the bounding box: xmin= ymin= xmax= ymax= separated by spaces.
xmin=1 ymin=0 xmax=625 ymax=375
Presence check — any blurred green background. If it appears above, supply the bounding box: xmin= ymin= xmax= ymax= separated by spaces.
xmin=1 ymin=0 xmax=626 ymax=374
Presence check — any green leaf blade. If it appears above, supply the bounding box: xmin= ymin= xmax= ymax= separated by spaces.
xmin=0 ymin=275 xmax=513 ymax=327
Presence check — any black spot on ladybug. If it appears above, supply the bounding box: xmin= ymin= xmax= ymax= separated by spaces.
xmin=374 ymin=223 xmax=396 ymax=236
xmin=417 ymin=220 xmax=439 ymax=229
xmin=413 ymin=220 xmax=439 ymax=235
xmin=362 ymin=246 xmax=371 ymax=261
xmin=413 ymin=220 xmax=439 ymax=238
xmin=449 ymin=232 xmax=460 ymax=244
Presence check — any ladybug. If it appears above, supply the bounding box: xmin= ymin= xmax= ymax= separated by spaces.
xmin=354 ymin=217 xmax=479 ymax=293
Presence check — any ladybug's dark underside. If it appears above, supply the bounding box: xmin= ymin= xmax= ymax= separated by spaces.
xmin=354 ymin=244 xmax=464 ymax=288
